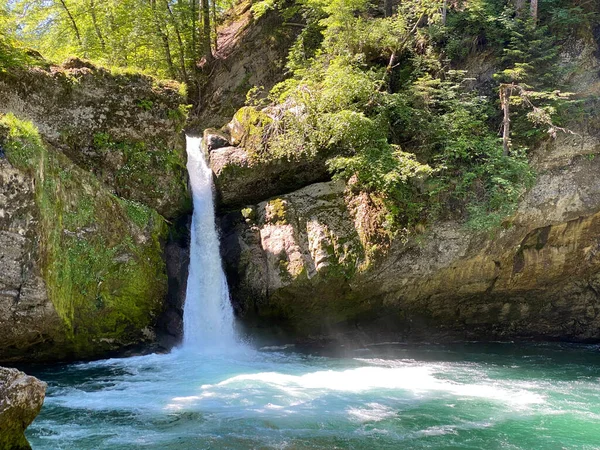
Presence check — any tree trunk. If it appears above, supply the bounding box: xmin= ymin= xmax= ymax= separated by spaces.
xmin=500 ymin=84 xmax=513 ymax=156
xmin=149 ymin=0 xmax=177 ymax=79
xmin=164 ymin=0 xmax=188 ymax=81
xmin=212 ymin=0 xmax=218 ymax=53
xmin=530 ymin=0 xmax=538 ymax=24
xmin=200 ymin=0 xmax=213 ymax=62
xmin=441 ymin=0 xmax=448 ymax=25
xmin=384 ymin=0 xmax=393 ymax=17
xmin=89 ymin=0 xmax=106 ymax=51
xmin=57 ymin=0 xmax=83 ymax=51
xmin=189 ymin=0 xmax=199 ymax=73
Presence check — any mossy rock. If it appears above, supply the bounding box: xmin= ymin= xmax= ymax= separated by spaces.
xmin=227 ymin=106 xmax=273 ymax=153
xmin=1 ymin=113 xmax=168 ymax=358
xmin=0 ymin=61 xmax=191 ymax=219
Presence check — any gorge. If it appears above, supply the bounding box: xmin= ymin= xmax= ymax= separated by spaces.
xmin=2 ymin=0 xmax=600 ymax=447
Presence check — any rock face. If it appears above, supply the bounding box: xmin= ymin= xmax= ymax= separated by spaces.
xmin=210 ymin=145 xmax=330 ymax=208
xmin=192 ymin=0 xmax=301 ymax=129
xmin=218 ymin=38 xmax=600 ymax=344
xmin=0 ymin=367 xmax=46 ymax=450
xmin=221 ymin=135 xmax=600 ymax=343
xmin=0 ymin=59 xmax=189 ymax=219
xmin=0 ymin=157 xmax=64 ymax=359
xmin=0 ymin=61 xmax=190 ymax=362
xmin=0 ymin=116 xmax=170 ymax=362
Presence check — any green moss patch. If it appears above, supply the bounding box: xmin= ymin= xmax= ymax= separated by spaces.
xmin=91 ymin=132 xmax=190 ymax=218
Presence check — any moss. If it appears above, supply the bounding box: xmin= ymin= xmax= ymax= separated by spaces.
xmin=167 ymin=104 xmax=192 ymax=132
xmin=1 ymin=113 xmax=168 ymax=355
xmin=137 ymin=99 xmax=154 ymax=111
xmin=241 ymin=206 xmax=256 ymax=221
xmin=231 ymin=106 xmax=273 ymax=157
xmin=266 ymin=198 xmax=288 ymax=225
xmin=278 ymin=258 xmax=293 ymax=282
xmin=91 ymin=132 xmax=189 ymax=218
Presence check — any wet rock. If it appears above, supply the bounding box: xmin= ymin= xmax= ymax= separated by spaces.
xmin=156 ymin=215 xmax=191 ymax=350
xmin=0 ymin=367 xmax=46 ymax=450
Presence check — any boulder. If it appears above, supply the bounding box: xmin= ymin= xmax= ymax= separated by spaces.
xmin=0 ymin=367 xmax=46 ymax=450
xmin=209 ymin=145 xmax=330 ymax=208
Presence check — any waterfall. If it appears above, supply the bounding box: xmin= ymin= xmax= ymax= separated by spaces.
xmin=182 ymin=136 xmax=236 ymax=351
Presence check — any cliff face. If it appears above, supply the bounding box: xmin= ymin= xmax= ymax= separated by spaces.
xmin=191 ymin=0 xmax=301 ymax=130
xmin=0 ymin=58 xmax=189 ymax=218
xmin=0 ymin=60 xmax=190 ymax=362
xmin=215 ymin=37 xmax=600 ymax=344
xmin=0 ymin=0 xmax=299 ymax=361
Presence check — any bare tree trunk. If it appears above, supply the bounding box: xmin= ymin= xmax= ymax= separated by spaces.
xmin=500 ymin=84 xmax=513 ymax=156
xmin=57 ymin=0 xmax=83 ymax=51
xmin=89 ymin=0 xmax=106 ymax=51
xmin=384 ymin=0 xmax=393 ymax=17
xmin=200 ymin=0 xmax=213 ymax=62
xmin=530 ymin=0 xmax=538 ymax=24
xmin=441 ymin=0 xmax=448 ymax=25
xmin=164 ymin=0 xmax=188 ymax=81
xmin=149 ymin=0 xmax=176 ymax=79
xmin=212 ymin=0 xmax=218 ymax=53
xmin=190 ymin=0 xmax=197 ymax=54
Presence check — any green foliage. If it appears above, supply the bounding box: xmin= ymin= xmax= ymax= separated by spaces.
xmin=3 ymin=0 xmax=231 ymax=79
xmin=137 ymin=99 xmax=154 ymax=111
xmin=245 ymin=0 xmax=573 ymax=233
xmin=0 ymin=0 xmax=46 ymax=71
xmin=251 ymin=0 xmax=279 ymax=19
xmin=1 ymin=114 xmax=167 ymax=353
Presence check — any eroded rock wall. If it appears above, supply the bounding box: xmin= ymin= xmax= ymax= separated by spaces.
xmin=0 ymin=61 xmax=190 ymax=362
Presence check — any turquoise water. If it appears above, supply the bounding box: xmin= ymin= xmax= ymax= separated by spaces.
xmin=25 ymin=342 xmax=600 ymax=449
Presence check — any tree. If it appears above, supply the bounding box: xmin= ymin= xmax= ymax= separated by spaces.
xmin=530 ymin=0 xmax=537 ymax=23
xmin=57 ymin=0 xmax=83 ymax=52
xmin=5 ymin=0 xmax=227 ymax=79
xmin=200 ymin=0 xmax=213 ymax=62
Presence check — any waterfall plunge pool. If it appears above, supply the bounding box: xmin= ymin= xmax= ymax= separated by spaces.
xmin=24 ymin=342 xmax=600 ymax=449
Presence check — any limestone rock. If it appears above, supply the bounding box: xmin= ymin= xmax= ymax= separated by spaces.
xmin=0 ymin=61 xmax=189 ymax=219
xmin=0 ymin=118 xmax=169 ymax=362
xmin=0 ymin=158 xmax=64 ymax=361
xmin=0 ymin=367 xmax=46 ymax=450
xmin=191 ymin=1 xmax=301 ymax=129
xmin=209 ymin=145 xmax=330 ymax=208
xmin=221 ymin=149 xmax=600 ymax=344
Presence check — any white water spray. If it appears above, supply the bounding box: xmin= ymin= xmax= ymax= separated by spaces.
xmin=182 ymin=136 xmax=236 ymax=350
